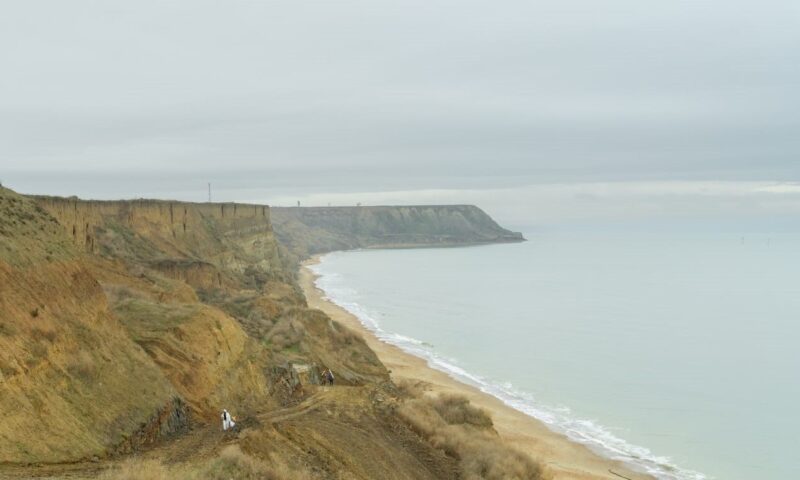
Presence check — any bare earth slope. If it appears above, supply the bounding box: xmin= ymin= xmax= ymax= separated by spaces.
xmin=0 ymin=189 xmax=182 ymax=463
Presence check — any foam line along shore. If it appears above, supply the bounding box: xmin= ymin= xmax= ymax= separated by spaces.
xmin=300 ymin=256 xmax=655 ymax=480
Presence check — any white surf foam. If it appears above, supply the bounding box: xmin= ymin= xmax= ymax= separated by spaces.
xmin=310 ymin=257 xmax=708 ymax=480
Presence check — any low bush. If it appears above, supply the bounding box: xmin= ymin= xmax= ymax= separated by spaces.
xmin=399 ymin=393 xmax=546 ymax=480
xmin=430 ymin=394 xmax=493 ymax=428
xmin=396 ymin=378 xmax=430 ymax=399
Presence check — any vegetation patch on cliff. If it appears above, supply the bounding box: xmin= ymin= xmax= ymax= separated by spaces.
xmin=399 ymin=391 xmax=547 ymax=480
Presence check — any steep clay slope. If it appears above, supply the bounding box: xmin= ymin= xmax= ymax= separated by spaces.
xmin=1 ymin=191 xmax=386 ymax=464
xmin=31 ymin=195 xmax=389 ymax=405
xmin=32 ymin=196 xmax=292 ymax=284
xmin=0 ymin=189 xmax=182 ymax=463
xmin=271 ymin=205 xmax=524 ymax=258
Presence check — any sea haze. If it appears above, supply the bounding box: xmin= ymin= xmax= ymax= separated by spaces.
xmin=310 ymin=233 xmax=800 ymax=480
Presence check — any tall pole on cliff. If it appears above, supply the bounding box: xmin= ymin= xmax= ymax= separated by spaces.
xmin=208 ymin=183 xmax=211 ymax=203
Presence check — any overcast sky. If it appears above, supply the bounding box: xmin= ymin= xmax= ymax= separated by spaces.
xmin=1 ymin=1 xmax=798 ymax=230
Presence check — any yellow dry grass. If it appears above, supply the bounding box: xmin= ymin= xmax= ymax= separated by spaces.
xmin=399 ymin=393 xmax=548 ymax=480
xmin=98 ymin=445 xmax=313 ymax=480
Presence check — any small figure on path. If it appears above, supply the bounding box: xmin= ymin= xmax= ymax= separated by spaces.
xmin=221 ymin=409 xmax=236 ymax=431
xmin=326 ymin=369 xmax=335 ymax=386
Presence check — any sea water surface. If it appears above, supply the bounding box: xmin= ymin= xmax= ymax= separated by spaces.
xmin=310 ymin=233 xmax=800 ymax=480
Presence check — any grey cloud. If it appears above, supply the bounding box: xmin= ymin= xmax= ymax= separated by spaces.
xmin=1 ymin=0 xmax=798 ymax=227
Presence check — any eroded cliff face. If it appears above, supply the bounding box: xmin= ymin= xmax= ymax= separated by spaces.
xmin=32 ymin=197 xmax=282 ymax=279
xmin=1 ymin=190 xmax=537 ymax=478
xmin=0 ymin=189 xmax=182 ymax=463
xmin=1 ymin=191 xmax=390 ymax=464
xmin=271 ymin=205 xmax=524 ymax=258
xmin=33 ymin=195 xmax=388 ymax=384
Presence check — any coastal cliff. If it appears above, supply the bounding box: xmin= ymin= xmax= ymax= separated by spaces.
xmin=31 ymin=196 xmax=283 ymax=276
xmin=0 ymin=190 xmax=185 ymax=463
xmin=1 ymin=189 xmax=545 ymax=479
xmin=2 ymin=192 xmax=385 ymax=464
xmin=271 ymin=205 xmax=524 ymax=258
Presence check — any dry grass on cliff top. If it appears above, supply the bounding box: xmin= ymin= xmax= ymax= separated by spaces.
xmin=0 ymin=188 xmax=75 ymax=267
xmin=399 ymin=391 xmax=548 ymax=480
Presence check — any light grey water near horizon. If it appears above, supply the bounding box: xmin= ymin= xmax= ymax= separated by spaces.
xmin=310 ymin=233 xmax=800 ymax=480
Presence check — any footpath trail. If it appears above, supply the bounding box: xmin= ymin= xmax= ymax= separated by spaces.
xmin=258 ymin=386 xmax=338 ymax=424
xmin=0 ymin=388 xmax=340 ymax=480
xmin=0 ymin=424 xmax=234 ymax=480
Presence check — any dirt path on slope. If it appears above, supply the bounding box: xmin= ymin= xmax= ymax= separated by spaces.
xmin=0 ymin=389 xmax=338 ymax=480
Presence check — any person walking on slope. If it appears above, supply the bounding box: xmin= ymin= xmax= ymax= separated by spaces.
xmin=221 ymin=409 xmax=236 ymax=431
xmin=325 ymin=369 xmax=335 ymax=386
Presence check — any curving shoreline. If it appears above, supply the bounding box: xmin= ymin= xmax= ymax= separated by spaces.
xmin=300 ymin=256 xmax=654 ymax=480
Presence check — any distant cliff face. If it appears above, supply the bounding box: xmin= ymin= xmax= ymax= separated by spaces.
xmin=271 ymin=205 xmax=524 ymax=258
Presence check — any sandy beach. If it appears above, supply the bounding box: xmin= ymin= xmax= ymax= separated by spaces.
xmin=300 ymin=258 xmax=654 ymax=480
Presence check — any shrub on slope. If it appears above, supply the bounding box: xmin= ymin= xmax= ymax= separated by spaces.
xmin=399 ymin=393 xmax=547 ymax=480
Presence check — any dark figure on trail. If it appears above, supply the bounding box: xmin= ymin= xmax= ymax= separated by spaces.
xmin=326 ymin=369 xmax=335 ymax=386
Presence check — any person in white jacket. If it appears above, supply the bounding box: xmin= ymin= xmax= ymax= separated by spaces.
xmin=221 ymin=409 xmax=236 ymax=431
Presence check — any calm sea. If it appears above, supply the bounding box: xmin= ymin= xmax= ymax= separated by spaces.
xmin=310 ymin=233 xmax=800 ymax=480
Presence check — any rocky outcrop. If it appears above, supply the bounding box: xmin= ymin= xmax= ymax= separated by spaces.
xmin=111 ymin=397 xmax=189 ymax=456
xmin=271 ymin=205 xmax=524 ymax=258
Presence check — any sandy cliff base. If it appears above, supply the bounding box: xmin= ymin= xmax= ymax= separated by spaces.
xmin=301 ymin=259 xmax=653 ymax=480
